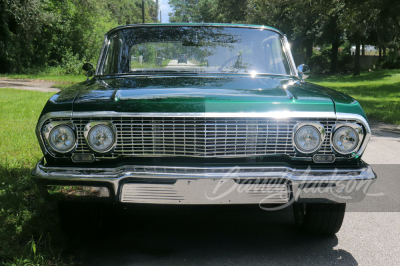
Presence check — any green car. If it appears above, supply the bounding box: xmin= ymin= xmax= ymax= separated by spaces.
xmin=32 ymin=23 xmax=376 ymax=235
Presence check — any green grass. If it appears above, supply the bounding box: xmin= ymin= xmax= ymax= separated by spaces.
xmin=0 ymin=89 xmax=70 ymax=264
xmin=163 ymin=59 xmax=172 ymax=67
xmin=308 ymin=69 xmax=400 ymax=124
xmin=0 ymin=74 xmax=84 ymax=86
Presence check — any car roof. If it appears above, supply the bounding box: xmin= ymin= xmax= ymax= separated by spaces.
xmin=106 ymin=23 xmax=284 ymax=36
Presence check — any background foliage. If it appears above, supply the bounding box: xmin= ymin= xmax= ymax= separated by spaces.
xmin=0 ymin=0 xmax=157 ymax=74
xmin=168 ymin=0 xmax=400 ymax=75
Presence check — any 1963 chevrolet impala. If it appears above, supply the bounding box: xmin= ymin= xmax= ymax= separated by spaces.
xmin=32 ymin=23 xmax=376 ymax=235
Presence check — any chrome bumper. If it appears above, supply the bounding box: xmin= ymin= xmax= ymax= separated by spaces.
xmin=32 ymin=158 xmax=377 ymax=204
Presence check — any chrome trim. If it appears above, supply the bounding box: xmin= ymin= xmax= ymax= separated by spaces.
xmin=72 ymin=111 xmax=337 ymax=119
xmin=83 ymin=121 xmax=117 ymax=153
xmin=293 ymin=122 xmax=325 ymax=154
xmin=32 ymin=159 xmax=377 ymax=203
xmin=32 ymin=161 xmax=376 ymax=180
xmin=120 ymin=182 xmax=289 ymax=204
xmin=336 ymin=113 xmax=371 ymax=158
xmin=42 ymin=122 xmax=77 ymax=154
xmin=36 ymin=111 xmax=72 ymax=155
xmin=331 ymin=123 xmax=364 ymax=155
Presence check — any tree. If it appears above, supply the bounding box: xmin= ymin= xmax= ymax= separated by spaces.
xmin=0 ymin=0 xmax=157 ymax=74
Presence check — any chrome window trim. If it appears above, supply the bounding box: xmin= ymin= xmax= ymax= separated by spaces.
xmin=106 ymin=24 xmax=285 ymax=40
xmin=292 ymin=122 xmax=326 ymax=154
xmin=282 ymin=36 xmax=298 ymax=77
xmin=97 ymin=25 xmax=299 ymax=79
xmin=83 ymin=121 xmax=117 ymax=153
xmin=94 ymin=73 xmax=298 ymax=80
xmin=331 ymin=122 xmax=364 ymax=155
xmin=95 ymin=35 xmax=108 ymax=76
xmin=36 ymin=111 xmax=371 ymax=160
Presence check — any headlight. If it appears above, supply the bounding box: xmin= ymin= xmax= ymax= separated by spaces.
xmin=48 ymin=125 xmax=76 ymax=153
xmin=294 ymin=124 xmax=324 ymax=154
xmin=86 ymin=124 xmax=115 ymax=153
xmin=332 ymin=126 xmax=360 ymax=154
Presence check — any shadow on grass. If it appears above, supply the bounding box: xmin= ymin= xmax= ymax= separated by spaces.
xmin=0 ymin=164 xmax=73 ymax=264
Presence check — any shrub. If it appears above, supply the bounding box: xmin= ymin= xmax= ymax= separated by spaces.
xmin=307 ymin=46 xmax=354 ymax=74
xmin=61 ymin=50 xmax=86 ymax=75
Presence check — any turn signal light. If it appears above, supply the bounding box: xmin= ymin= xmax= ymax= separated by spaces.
xmin=313 ymin=155 xmax=335 ymax=163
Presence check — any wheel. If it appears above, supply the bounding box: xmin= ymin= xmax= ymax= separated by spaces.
xmin=293 ymin=203 xmax=346 ymax=235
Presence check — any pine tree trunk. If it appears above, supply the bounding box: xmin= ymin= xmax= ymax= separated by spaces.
xmin=306 ymin=42 xmax=313 ymax=58
xmin=331 ymin=37 xmax=340 ymax=74
xmin=354 ymin=39 xmax=361 ymax=76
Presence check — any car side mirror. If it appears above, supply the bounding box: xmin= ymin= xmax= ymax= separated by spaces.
xmin=297 ymin=64 xmax=310 ymax=81
xmin=82 ymin=62 xmax=95 ymax=82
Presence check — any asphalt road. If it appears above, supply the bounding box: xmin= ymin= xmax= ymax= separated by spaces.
xmin=76 ymin=120 xmax=400 ymax=266
xmin=165 ymin=59 xmax=198 ymax=68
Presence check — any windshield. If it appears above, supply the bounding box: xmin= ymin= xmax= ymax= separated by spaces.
xmin=101 ymin=26 xmax=292 ymax=75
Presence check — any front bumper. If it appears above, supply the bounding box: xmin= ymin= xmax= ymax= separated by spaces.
xmin=32 ymin=158 xmax=377 ymax=204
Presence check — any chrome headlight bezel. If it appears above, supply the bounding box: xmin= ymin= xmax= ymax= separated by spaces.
xmin=293 ymin=122 xmax=325 ymax=154
xmin=84 ymin=122 xmax=117 ymax=153
xmin=331 ymin=123 xmax=364 ymax=155
xmin=42 ymin=122 xmax=77 ymax=154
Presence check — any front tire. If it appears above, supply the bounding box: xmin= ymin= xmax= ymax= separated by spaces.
xmin=293 ymin=203 xmax=346 ymax=235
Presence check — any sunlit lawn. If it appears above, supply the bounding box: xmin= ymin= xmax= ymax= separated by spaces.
xmin=308 ymin=69 xmax=400 ymax=124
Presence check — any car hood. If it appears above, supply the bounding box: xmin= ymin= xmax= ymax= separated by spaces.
xmin=69 ymin=75 xmax=344 ymax=114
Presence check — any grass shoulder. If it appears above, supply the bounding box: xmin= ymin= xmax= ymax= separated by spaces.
xmin=308 ymin=69 xmax=400 ymax=125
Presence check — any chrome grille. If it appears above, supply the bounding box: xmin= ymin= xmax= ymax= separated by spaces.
xmin=70 ymin=117 xmax=338 ymax=158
